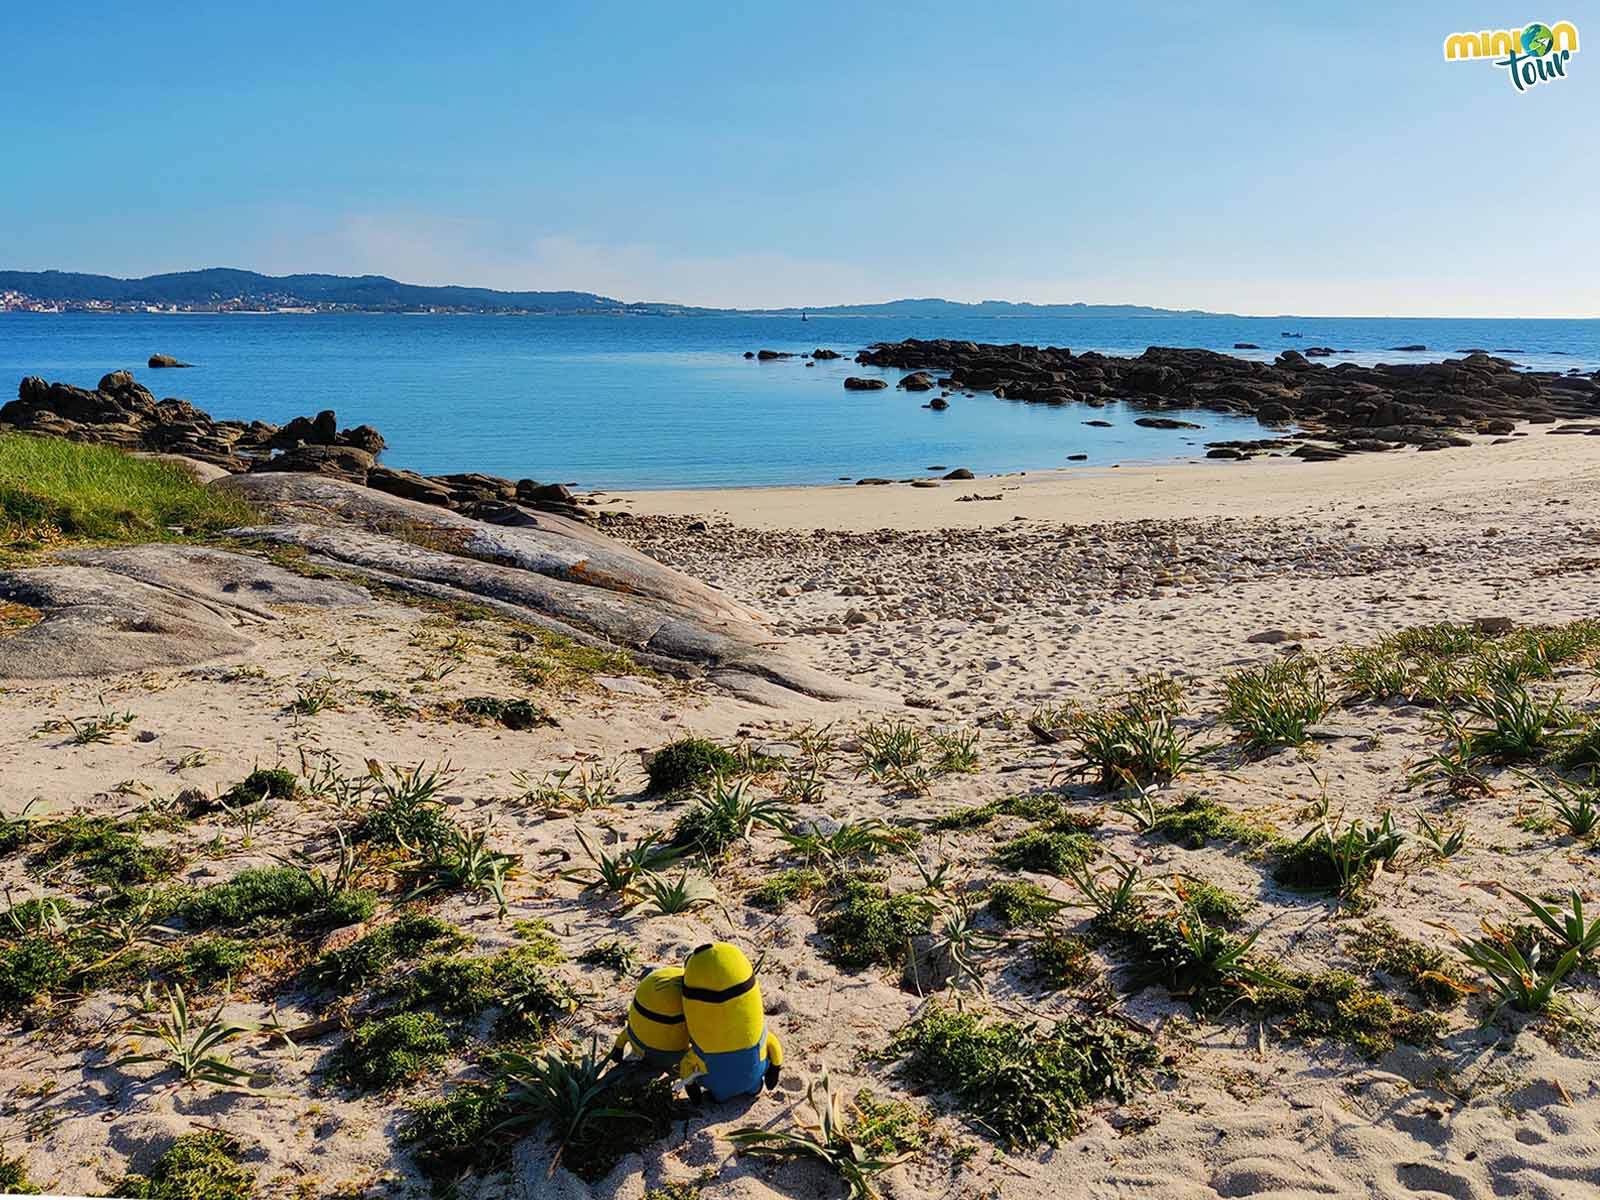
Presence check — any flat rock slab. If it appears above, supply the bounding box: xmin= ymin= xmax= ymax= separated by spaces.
xmin=215 ymin=472 xmax=760 ymax=626
xmin=217 ymin=472 xmax=882 ymax=704
xmin=0 ymin=546 xmax=369 ymax=680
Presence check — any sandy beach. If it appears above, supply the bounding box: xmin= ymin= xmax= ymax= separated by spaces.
xmin=3 ymin=423 xmax=1599 ymax=1199
xmin=608 ymin=425 xmax=1598 ymax=531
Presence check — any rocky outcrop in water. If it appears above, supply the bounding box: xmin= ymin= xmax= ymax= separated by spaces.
xmin=853 ymin=340 xmax=1600 ymax=458
xmin=1 ymin=371 xmax=588 ymax=520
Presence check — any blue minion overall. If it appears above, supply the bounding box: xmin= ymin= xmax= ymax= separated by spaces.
xmin=677 ymin=942 xmax=782 ymax=1102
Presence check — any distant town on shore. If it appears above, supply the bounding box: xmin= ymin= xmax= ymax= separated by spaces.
xmin=0 ymin=267 xmax=1220 ymax=318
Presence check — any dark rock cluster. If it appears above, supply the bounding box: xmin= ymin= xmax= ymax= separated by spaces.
xmin=1 ymin=371 xmax=587 ymax=520
xmin=853 ymin=339 xmax=1600 ymax=458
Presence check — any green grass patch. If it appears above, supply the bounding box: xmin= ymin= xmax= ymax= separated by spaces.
xmin=1148 ymin=795 xmax=1272 ymax=849
xmin=646 ymin=737 xmax=741 ymax=794
xmin=1220 ymin=658 xmax=1332 ymax=750
xmin=27 ymin=816 xmax=183 ymax=887
xmin=0 ymin=936 xmax=74 ymax=1014
xmin=450 ymin=696 xmax=555 ymax=731
xmin=222 ymin=768 xmax=298 ymax=805
xmin=400 ymin=1078 xmax=509 ymax=1186
xmin=1093 ymin=908 xmax=1445 ymax=1055
xmin=0 ymin=1149 xmax=40 ymax=1194
xmin=329 ymin=1011 xmax=452 ymax=1092
xmin=386 ymin=947 xmax=578 ymax=1039
xmin=849 ymin=1090 xmax=929 ymax=1158
xmin=747 ymin=867 xmax=827 ymax=910
xmin=1173 ymin=879 xmax=1252 ymax=928
xmin=1350 ymin=919 xmax=1469 ymax=1007
xmin=179 ymin=866 xmax=374 ymax=930
xmin=929 ymin=793 xmax=1069 ymax=832
xmin=992 ymin=829 xmax=1097 ymax=876
xmin=112 ymin=1131 xmax=253 ymax=1200
xmin=984 ymin=881 xmax=1066 ymax=929
xmin=818 ymin=880 xmax=931 ymax=969
xmin=306 ymin=913 xmax=467 ymax=993
xmin=884 ymin=1005 xmax=1157 ymax=1149
xmin=510 ymin=918 xmax=565 ymax=964
xmin=0 ymin=433 xmax=255 ymax=550
xmin=1030 ymin=933 xmax=1096 ymax=989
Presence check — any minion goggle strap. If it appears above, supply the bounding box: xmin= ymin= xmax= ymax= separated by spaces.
xmin=682 ymin=975 xmax=756 ymax=1003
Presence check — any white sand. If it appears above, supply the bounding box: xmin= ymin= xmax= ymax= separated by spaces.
xmin=3 ymin=429 xmax=1600 ymax=1199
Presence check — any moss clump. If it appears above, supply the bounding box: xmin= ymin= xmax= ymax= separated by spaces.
xmin=1350 ymin=920 xmax=1468 ymax=1007
xmin=0 ymin=813 xmax=37 ymax=856
xmin=0 ymin=1149 xmax=40 ymax=1194
xmin=747 ymin=868 xmax=826 ymax=910
xmin=388 ymin=948 xmax=578 ymax=1039
xmin=1095 ymin=909 xmax=1446 ymax=1054
xmin=306 ymin=913 xmax=466 ymax=992
xmin=1030 ymin=933 xmax=1095 ymax=989
xmin=929 ymin=793 xmax=1071 ymax=831
xmin=1254 ymin=969 xmax=1448 ymax=1057
xmin=1095 ymin=910 xmax=1252 ymax=1014
xmin=1149 ymin=796 xmax=1270 ymax=849
xmin=510 ymin=918 xmax=565 ymax=964
xmin=28 ymin=816 xmax=182 ymax=886
xmin=179 ymin=867 xmax=374 ymax=930
xmin=0 ymin=936 xmax=74 ymax=1014
xmin=984 ymin=881 xmax=1065 ymax=929
xmin=400 ymin=1078 xmax=509 ymax=1185
xmin=166 ymin=936 xmax=252 ymax=987
xmin=113 ymin=1132 xmax=253 ymax=1200
xmin=818 ymin=881 xmax=931 ymax=968
xmin=850 ymin=1090 xmax=928 ymax=1158
xmin=1174 ymin=880 xmax=1251 ymax=928
xmin=992 ymin=830 xmax=1097 ymax=876
xmin=222 ymin=768 xmax=298 ymax=806
xmin=885 ymin=1006 xmax=1157 ymax=1149
xmin=329 ymin=1011 xmax=451 ymax=1091
xmin=456 ymin=696 xmax=553 ymax=730
xmin=646 ymin=738 xmax=738 ymax=794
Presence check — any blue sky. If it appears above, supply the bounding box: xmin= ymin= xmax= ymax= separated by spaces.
xmin=2 ymin=2 xmax=1593 ymax=315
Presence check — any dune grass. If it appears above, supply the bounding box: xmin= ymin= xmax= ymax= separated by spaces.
xmin=0 ymin=433 xmax=253 ymax=552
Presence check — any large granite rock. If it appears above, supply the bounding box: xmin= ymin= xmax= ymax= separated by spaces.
xmin=211 ymin=473 xmax=880 ymax=703
xmin=0 ymin=546 xmax=369 ymax=679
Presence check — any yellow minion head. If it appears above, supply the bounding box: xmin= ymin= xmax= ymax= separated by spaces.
xmin=682 ymin=942 xmax=764 ymax=1055
xmin=627 ymin=966 xmax=688 ymax=1059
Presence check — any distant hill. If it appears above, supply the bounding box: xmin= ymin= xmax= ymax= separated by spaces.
xmin=0 ymin=268 xmax=665 ymax=313
xmin=0 ymin=268 xmax=1226 ymax=317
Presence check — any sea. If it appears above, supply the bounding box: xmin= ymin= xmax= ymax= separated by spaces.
xmin=1 ymin=313 xmax=1596 ymax=490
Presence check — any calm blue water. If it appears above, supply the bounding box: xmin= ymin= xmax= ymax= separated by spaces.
xmin=2 ymin=313 xmax=1596 ymax=489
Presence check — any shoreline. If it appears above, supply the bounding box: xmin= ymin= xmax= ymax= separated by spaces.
xmin=605 ymin=424 xmax=1600 ymax=530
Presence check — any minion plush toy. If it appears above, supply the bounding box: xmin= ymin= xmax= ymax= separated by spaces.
xmin=610 ymin=966 xmax=689 ymax=1071
xmin=678 ymin=942 xmax=782 ymax=1102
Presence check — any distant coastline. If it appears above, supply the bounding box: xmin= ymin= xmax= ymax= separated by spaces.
xmin=0 ymin=266 xmax=1227 ymax=318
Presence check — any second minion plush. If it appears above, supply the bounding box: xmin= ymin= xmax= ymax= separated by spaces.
xmin=611 ymin=966 xmax=688 ymax=1071
xmin=677 ymin=942 xmax=782 ymax=1102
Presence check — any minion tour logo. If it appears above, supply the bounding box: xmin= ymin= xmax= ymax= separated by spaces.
xmin=1444 ymin=20 xmax=1579 ymax=91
